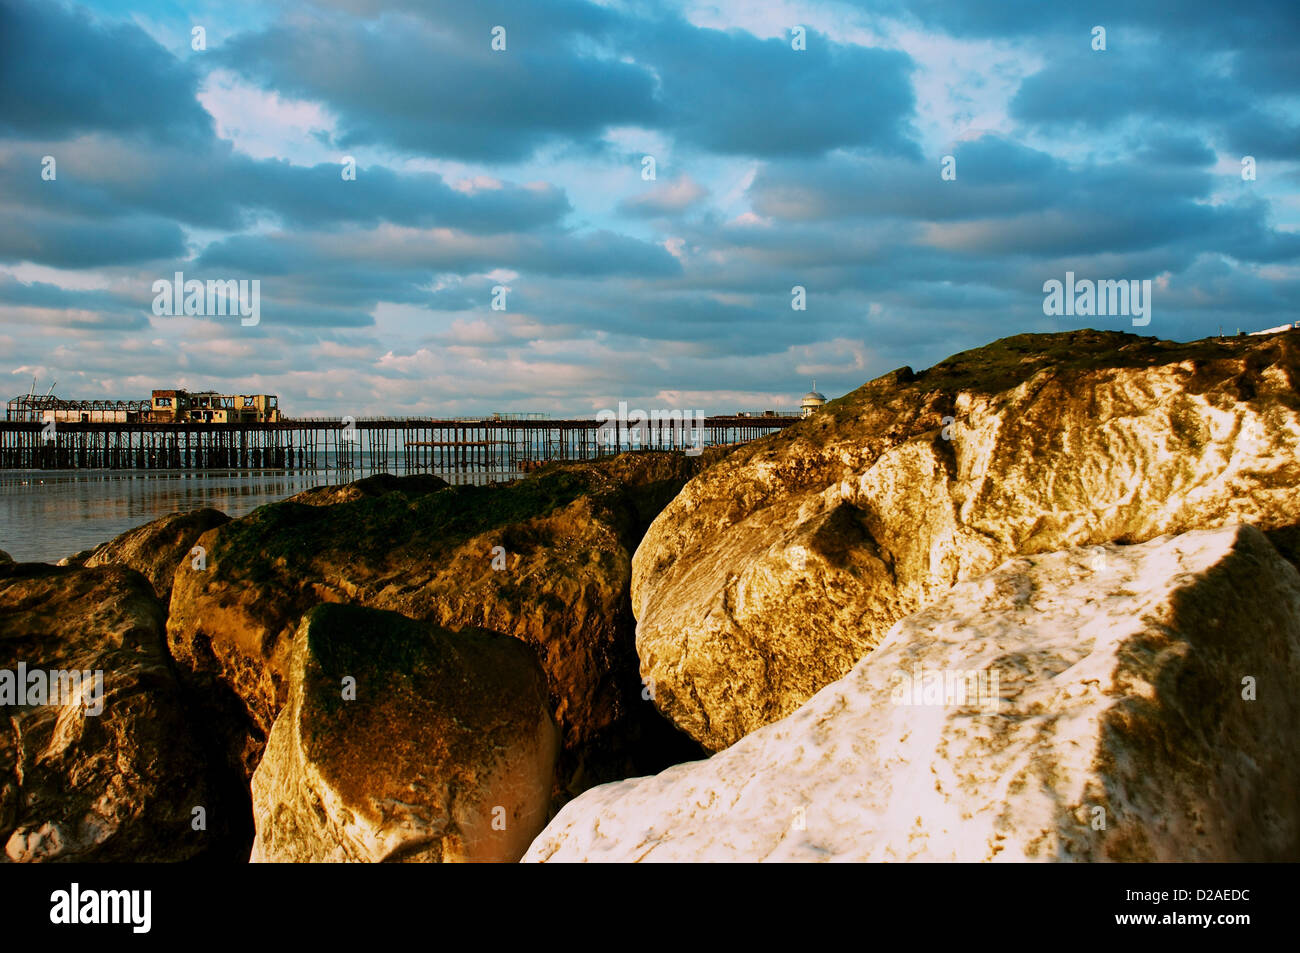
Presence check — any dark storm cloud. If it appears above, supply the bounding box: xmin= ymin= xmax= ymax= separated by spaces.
xmin=0 ymin=0 xmax=212 ymax=143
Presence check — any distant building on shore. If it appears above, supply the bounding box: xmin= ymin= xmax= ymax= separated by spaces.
xmin=800 ymin=382 xmax=828 ymax=418
xmin=149 ymin=389 xmax=281 ymax=423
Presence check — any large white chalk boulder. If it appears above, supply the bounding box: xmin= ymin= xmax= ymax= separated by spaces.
xmin=527 ymin=524 xmax=1300 ymax=862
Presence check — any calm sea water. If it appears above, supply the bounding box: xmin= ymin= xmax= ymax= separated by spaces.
xmin=0 ymin=466 xmax=509 ymax=564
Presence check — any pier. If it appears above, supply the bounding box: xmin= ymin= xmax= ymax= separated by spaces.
xmin=0 ymin=416 xmax=798 ymax=477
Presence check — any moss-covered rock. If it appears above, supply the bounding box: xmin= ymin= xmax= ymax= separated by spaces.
xmin=168 ymin=451 xmax=711 ymax=798
xmin=286 ymin=472 xmax=448 ymax=506
xmin=0 ymin=562 xmax=249 ymax=861
xmin=251 ymin=604 xmax=556 ymax=862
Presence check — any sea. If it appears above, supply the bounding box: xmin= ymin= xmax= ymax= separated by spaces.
xmin=0 ymin=464 xmax=509 ymax=564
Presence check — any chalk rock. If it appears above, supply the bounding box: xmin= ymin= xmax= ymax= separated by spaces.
xmin=0 ymin=563 xmax=247 ymax=861
xmin=83 ymin=507 xmax=230 ymax=602
xmin=251 ymin=604 xmax=557 ymax=862
xmin=529 ymin=525 xmax=1300 ymax=862
xmin=634 ymin=330 xmax=1300 ymax=749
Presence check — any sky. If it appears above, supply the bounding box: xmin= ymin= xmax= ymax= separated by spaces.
xmin=1 ymin=0 xmax=1297 ymax=418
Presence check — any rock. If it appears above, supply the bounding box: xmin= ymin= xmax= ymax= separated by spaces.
xmin=168 ymin=453 xmax=710 ymax=797
xmin=55 ymin=549 xmax=93 ymax=568
xmin=0 ymin=550 xmax=10 ymax=564
xmin=287 ymin=472 xmax=448 ymax=506
xmin=634 ymin=330 xmax=1300 ymax=750
xmin=251 ymin=604 xmax=557 ymax=862
xmin=0 ymin=563 xmax=249 ymax=861
xmin=528 ymin=525 xmax=1300 ymax=862
xmin=83 ymin=508 xmax=230 ymax=602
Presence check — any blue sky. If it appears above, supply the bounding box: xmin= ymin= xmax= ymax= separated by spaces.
xmin=1 ymin=0 xmax=1297 ymax=417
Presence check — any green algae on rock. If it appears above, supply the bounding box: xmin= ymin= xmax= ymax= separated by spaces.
xmin=251 ymin=603 xmax=556 ymax=862
xmin=167 ymin=451 xmax=711 ymax=798
xmin=286 ymin=472 xmax=449 ymax=506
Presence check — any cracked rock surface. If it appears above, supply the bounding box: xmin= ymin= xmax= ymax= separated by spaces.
xmin=530 ymin=525 xmax=1300 ymax=862
xmin=168 ymin=453 xmax=708 ymax=797
xmin=633 ymin=331 xmax=1300 ymax=750
xmin=0 ymin=563 xmax=246 ymax=861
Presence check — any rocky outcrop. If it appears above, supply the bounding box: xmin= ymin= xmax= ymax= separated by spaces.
xmin=82 ymin=508 xmax=230 ymax=602
xmin=286 ymin=472 xmax=448 ymax=506
xmin=634 ymin=331 xmax=1300 ymax=750
xmin=0 ymin=563 xmax=248 ymax=861
xmin=168 ymin=453 xmax=710 ymax=796
xmin=251 ymin=604 xmax=556 ymax=862
xmin=0 ymin=551 xmax=10 ymax=564
xmin=528 ymin=525 xmax=1300 ymax=862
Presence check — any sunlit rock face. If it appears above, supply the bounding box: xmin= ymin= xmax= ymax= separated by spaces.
xmin=633 ymin=331 xmax=1300 ymax=750
xmin=167 ymin=453 xmax=709 ymax=797
xmin=251 ymin=604 xmax=557 ymax=863
xmin=529 ymin=525 xmax=1300 ymax=862
xmin=0 ymin=563 xmax=248 ymax=862
xmin=81 ymin=507 xmax=230 ymax=603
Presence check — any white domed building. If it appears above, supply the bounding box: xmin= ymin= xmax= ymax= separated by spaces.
xmin=800 ymin=382 xmax=827 ymax=418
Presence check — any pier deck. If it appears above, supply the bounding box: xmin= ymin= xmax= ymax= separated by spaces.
xmin=0 ymin=416 xmax=798 ymax=473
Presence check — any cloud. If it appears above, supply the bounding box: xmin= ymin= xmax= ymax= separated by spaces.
xmin=618 ymin=174 xmax=709 ymax=217
xmin=0 ymin=0 xmax=213 ymax=143
xmin=0 ymin=139 xmax=573 ymax=234
xmin=0 ymin=210 xmax=186 ymax=268
xmin=1 ymin=0 xmax=1297 ymax=416
xmin=218 ymin=8 xmax=661 ymax=162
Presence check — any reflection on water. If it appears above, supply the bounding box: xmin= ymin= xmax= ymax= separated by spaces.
xmin=0 ymin=466 xmax=515 ymax=564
